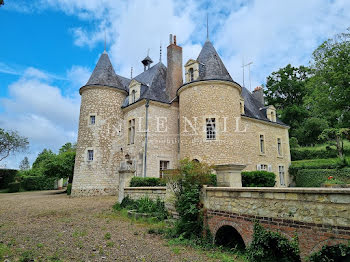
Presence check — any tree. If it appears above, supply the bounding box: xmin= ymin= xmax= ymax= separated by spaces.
xmin=307 ymin=29 xmax=350 ymax=128
xmin=264 ymin=65 xmax=312 ymax=137
xmin=295 ymin=117 xmax=329 ymax=146
xmin=319 ymin=128 xmax=350 ymax=158
xmin=0 ymin=128 xmax=29 ymax=162
xmin=0 ymin=1 xmax=4 ymax=6
xmin=19 ymin=157 xmax=30 ymax=170
xmin=59 ymin=142 xmax=76 ymax=154
xmin=32 ymin=149 xmax=55 ymax=169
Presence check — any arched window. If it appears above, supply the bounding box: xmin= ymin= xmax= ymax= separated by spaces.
xmin=189 ymin=68 xmax=194 ymax=81
xmin=131 ymin=90 xmax=136 ymax=103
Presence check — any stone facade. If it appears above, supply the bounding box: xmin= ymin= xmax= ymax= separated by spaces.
xmin=124 ymin=187 xmax=167 ymax=201
xmin=72 ymin=35 xmax=292 ymax=196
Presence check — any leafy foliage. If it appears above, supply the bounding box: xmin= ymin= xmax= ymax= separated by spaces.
xmin=130 ymin=177 xmax=166 ymax=187
xmin=294 ymin=168 xmax=350 ymax=187
xmin=8 ymin=182 xmax=20 ymax=193
xmin=67 ymin=183 xmax=72 ymax=195
xmin=319 ymin=128 xmax=350 ymax=158
xmin=20 ymin=176 xmax=56 ymax=191
xmin=0 ymin=169 xmax=17 ymax=189
xmin=165 ymin=159 xmax=213 ymax=239
xmin=241 ymin=171 xmax=276 ymax=187
xmin=308 ymin=243 xmax=350 ymax=262
xmin=0 ymin=128 xmax=29 ymax=162
xmin=247 ymin=223 xmax=301 ymax=262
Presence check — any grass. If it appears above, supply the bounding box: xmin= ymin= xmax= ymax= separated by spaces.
xmin=291 ymin=157 xmax=350 ymax=168
xmin=295 ymin=140 xmax=350 ymax=151
xmin=0 ymin=188 xmax=9 ymax=193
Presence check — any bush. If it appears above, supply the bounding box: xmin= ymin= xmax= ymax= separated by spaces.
xmin=208 ymin=174 xmax=217 ymax=186
xmin=129 ymin=177 xmax=166 ymax=187
xmin=289 ymin=137 xmax=299 ymax=148
xmin=0 ymin=169 xmax=17 ymax=189
xmin=242 ymin=171 xmax=276 ymax=187
xmin=67 ymin=183 xmax=72 ymax=195
xmin=247 ymin=223 xmax=300 ymax=262
xmin=20 ymin=176 xmax=56 ymax=191
xmin=291 ymin=147 xmax=338 ymax=160
xmin=308 ymin=243 xmax=350 ymax=262
xmin=8 ymin=182 xmax=20 ymax=193
xmin=295 ymin=168 xmax=350 ymax=187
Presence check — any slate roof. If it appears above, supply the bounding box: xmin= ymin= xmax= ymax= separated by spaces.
xmin=122 ymin=62 xmax=168 ymax=107
xmin=197 ymin=40 xmax=233 ymax=82
xmin=241 ymin=86 xmax=287 ymax=126
xmin=85 ymin=52 xmax=129 ymax=92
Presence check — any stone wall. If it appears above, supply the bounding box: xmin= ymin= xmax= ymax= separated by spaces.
xmin=72 ymin=86 xmax=126 ymax=196
xmin=203 ymin=186 xmax=350 ymax=258
xmin=124 ymin=187 xmax=167 ymax=201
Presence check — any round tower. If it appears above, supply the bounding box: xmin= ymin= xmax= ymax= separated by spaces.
xmin=71 ymin=51 xmax=128 ymax=196
xmin=179 ymin=40 xmax=244 ymax=165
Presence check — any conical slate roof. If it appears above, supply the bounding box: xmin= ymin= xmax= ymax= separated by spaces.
xmin=85 ymin=52 xmax=127 ymax=91
xmin=197 ymin=40 xmax=233 ymax=82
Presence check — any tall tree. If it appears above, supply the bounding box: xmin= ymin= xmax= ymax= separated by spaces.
xmin=59 ymin=142 xmax=76 ymax=154
xmin=264 ymin=64 xmax=312 ymax=137
xmin=306 ymin=29 xmax=350 ymax=128
xmin=0 ymin=128 xmax=29 ymax=162
xmin=19 ymin=156 xmax=30 ymax=170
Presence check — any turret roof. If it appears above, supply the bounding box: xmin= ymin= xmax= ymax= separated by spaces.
xmin=85 ymin=52 xmax=129 ymax=92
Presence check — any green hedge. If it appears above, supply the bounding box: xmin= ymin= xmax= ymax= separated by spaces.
xmin=242 ymin=171 xmax=276 ymax=187
xmin=21 ymin=176 xmax=56 ymax=191
xmin=291 ymin=148 xmax=338 ymax=160
xmin=67 ymin=183 xmax=72 ymax=195
xmin=0 ymin=169 xmax=18 ymax=189
xmin=8 ymin=182 xmax=20 ymax=193
xmin=295 ymin=168 xmax=350 ymax=187
xmin=130 ymin=177 xmax=166 ymax=187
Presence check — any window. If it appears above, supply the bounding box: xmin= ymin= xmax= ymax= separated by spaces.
xmin=259 ymin=134 xmax=265 ymax=154
xmin=128 ymin=119 xmax=135 ymax=144
xmin=206 ymin=118 xmax=216 ymax=140
xmin=279 ymin=165 xmax=285 ymax=186
xmin=257 ymin=164 xmax=268 ymax=171
xmin=131 ymin=90 xmax=136 ymax=103
xmin=189 ymin=68 xmax=194 ymax=81
xmin=277 ymin=138 xmax=282 ymax=156
xmin=88 ymin=150 xmax=94 ymax=161
xmin=90 ymin=115 xmax=95 ymax=125
xmin=159 ymin=160 xmax=169 ymax=178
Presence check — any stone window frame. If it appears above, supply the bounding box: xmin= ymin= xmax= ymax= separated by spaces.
xmin=277 ymin=137 xmax=283 ymax=158
xmin=278 ymin=165 xmax=286 ymax=186
xmin=86 ymin=147 xmax=95 ymax=162
xmin=205 ymin=117 xmax=217 ymax=141
xmin=88 ymin=113 xmax=98 ymax=126
xmin=258 ymin=133 xmax=266 ymax=155
xmin=159 ymin=160 xmax=170 ymax=179
xmin=127 ymin=118 xmax=136 ymax=145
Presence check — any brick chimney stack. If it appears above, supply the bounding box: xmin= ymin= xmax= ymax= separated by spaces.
xmin=252 ymin=86 xmax=265 ymax=106
xmin=166 ymin=34 xmax=183 ymax=100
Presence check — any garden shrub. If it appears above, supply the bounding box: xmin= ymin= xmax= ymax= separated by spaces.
xmin=20 ymin=176 xmax=56 ymax=191
xmin=8 ymin=182 xmax=20 ymax=193
xmin=0 ymin=169 xmax=17 ymax=189
xmin=247 ymin=223 xmax=300 ymax=262
xmin=295 ymin=168 xmax=350 ymax=187
xmin=129 ymin=177 xmax=166 ymax=187
xmin=242 ymin=171 xmax=276 ymax=187
xmin=291 ymin=147 xmax=338 ymax=160
xmin=209 ymin=174 xmax=217 ymax=186
xmin=308 ymin=243 xmax=350 ymax=262
xmin=67 ymin=183 xmax=72 ymax=195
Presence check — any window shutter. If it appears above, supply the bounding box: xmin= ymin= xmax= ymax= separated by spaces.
xmin=268 ymin=165 xmax=272 ymax=172
xmin=256 ymin=164 xmax=261 ymax=171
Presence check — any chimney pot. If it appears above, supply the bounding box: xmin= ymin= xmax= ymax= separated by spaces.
xmin=174 ymin=35 xmax=177 ymax=45
xmin=169 ymin=34 xmax=173 ymax=45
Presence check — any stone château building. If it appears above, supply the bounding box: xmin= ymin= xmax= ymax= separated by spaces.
xmin=71 ymin=34 xmax=291 ymax=196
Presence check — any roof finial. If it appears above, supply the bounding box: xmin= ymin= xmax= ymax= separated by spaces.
xmin=131 ymin=67 xmax=133 ymax=79
xmin=159 ymin=42 xmax=162 ymax=62
xmin=206 ymin=13 xmax=209 ymax=40
xmin=103 ymin=31 xmax=107 ymax=54
xmin=147 ymin=48 xmax=150 ymax=56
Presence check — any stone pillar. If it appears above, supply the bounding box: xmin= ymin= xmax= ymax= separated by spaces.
xmin=214 ymin=164 xmax=246 ymax=187
xmin=57 ymin=178 xmax=64 ymax=190
xmin=118 ymin=169 xmax=135 ymax=203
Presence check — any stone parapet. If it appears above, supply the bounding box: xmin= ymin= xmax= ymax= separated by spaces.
xmin=124 ymin=187 xmax=167 ymax=201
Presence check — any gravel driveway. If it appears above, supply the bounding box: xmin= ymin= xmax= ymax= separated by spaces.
xmin=0 ymin=190 xmax=236 ymax=262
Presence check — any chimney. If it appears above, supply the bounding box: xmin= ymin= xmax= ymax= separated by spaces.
xmin=166 ymin=34 xmax=183 ymax=100
xmin=252 ymin=86 xmax=265 ymax=106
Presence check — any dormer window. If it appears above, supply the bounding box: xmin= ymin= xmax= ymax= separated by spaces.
xmin=189 ymin=68 xmax=194 ymax=81
xmin=131 ymin=90 xmax=136 ymax=103
xmin=240 ymin=98 xmax=245 ymax=114
xmin=266 ymin=105 xmax=277 ymax=122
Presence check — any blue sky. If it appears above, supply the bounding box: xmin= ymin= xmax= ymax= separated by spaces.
xmin=1 ymin=0 xmax=349 ymax=168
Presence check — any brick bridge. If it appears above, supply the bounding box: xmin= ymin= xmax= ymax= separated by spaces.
xmin=122 ymin=183 xmax=350 ymax=259
xmin=202 ymin=186 xmax=350 ymax=258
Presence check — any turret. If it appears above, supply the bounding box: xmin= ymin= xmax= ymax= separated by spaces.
xmin=71 ymin=51 xmax=128 ymax=196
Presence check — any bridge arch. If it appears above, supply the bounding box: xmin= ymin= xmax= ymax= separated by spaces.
xmin=211 ymin=220 xmax=251 ymax=248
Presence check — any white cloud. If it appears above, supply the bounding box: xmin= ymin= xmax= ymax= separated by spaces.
xmin=0 ymin=67 xmax=81 ymax=168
